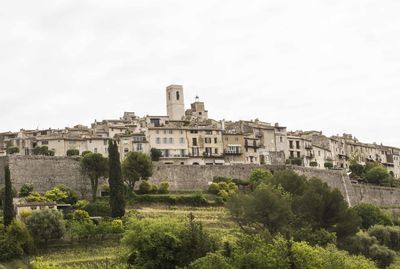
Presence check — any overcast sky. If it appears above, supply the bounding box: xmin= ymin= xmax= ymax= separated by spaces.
xmin=1 ymin=0 xmax=399 ymax=146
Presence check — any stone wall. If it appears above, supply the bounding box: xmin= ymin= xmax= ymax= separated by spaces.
xmin=4 ymin=156 xmax=93 ymax=198
xmin=0 ymin=155 xmax=399 ymax=207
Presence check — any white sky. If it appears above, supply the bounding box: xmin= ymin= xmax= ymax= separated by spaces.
xmin=1 ymin=0 xmax=399 ymax=146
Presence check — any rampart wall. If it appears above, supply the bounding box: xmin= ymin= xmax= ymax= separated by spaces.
xmin=0 ymin=156 xmax=398 ymax=207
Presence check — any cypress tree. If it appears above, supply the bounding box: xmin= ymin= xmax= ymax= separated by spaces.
xmin=3 ymin=165 xmax=15 ymax=227
xmin=108 ymin=141 xmax=125 ymax=218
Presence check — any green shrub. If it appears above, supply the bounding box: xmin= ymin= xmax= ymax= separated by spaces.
xmin=74 ymin=199 xmax=90 ymax=210
xmin=19 ymin=183 xmax=34 ymax=197
xmin=324 ymin=162 xmax=333 ymax=169
xmin=353 ymin=203 xmax=393 ymax=230
xmin=67 ymin=149 xmax=80 ymax=156
xmin=158 ymin=181 xmax=170 ymax=194
xmin=368 ymin=225 xmax=400 ymax=251
xmin=55 ymin=185 xmax=79 ymax=205
xmin=73 ymin=210 xmax=90 ymax=223
xmin=208 ymin=183 xmax=220 ymax=194
xmin=81 ymin=150 xmax=92 ymax=156
xmin=44 ymin=187 xmax=68 ymax=203
xmin=138 ymin=180 xmax=158 ymax=194
xmin=26 ymin=209 xmax=65 ymax=246
xmin=133 ymin=193 xmax=209 ymax=206
xmin=189 ymin=252 xmax=233 ymax=269
xmin=26 ymin=192 xmax=49 ymax=202
xmin=310 ymin=161 xmax=318 ymax=167
xmin=83 ymin=201 xmax=111 ymax=217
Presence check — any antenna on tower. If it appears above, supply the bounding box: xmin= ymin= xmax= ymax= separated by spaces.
xmin=195 ymin=95 xmax=200 ymax=102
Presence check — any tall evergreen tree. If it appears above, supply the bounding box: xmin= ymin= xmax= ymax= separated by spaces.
xmin=3 ymin=165 xmax=15 ymax=227
xmin=108 ymin=141 xmax=125 ymax=218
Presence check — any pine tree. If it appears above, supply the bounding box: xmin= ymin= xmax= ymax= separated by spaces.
xmin=108 ymin=141 xmax=125 ymax=218
xmin=3 ymin=165 xmax=15 ymax=227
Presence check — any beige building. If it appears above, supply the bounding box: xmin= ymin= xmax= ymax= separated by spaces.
xmin=166 ymin=85 xmax=185 ymax=121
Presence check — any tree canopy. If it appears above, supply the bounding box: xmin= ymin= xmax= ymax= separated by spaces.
xmin=80 ymin=153 xmax=108 ymax=201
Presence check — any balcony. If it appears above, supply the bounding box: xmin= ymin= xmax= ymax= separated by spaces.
xmin=305 ymin=145 xmax=313 ymax=150
xmin=224 ymin=149 xmax=242 ymax=155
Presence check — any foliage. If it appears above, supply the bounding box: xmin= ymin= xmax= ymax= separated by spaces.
xmin=122 ymin=151 xmax=153 ymax=189
xmin=310 ymin=161 xmax=318 ymax=167
xmin=324 ymin=162 xmax=334 ymax=169
xmin=26 ymin=208 xmax=65 ymax=246
xmin=81 ymin=152 xmax=108 ymax=201
xmin=122 ymin=215 xmax=217 ymax=268
xmin=368 ymin=225 xmax=400 ymax=251
xmin=364 ymin=165 xmax=390 ymax=185
xmin=158 ymin=181 xmax=170 ymax=194
xmin=287 ymin=157 xmax=303 ymax=166
xmin=67 ymin=149 xmax=80 ymax=156
xmin=54 ymin=184 xmax=79 ymax=204
xmin=68 ymin=219 xmax=124 ymax=241
xmin=189 ymin=252 xmax=233 ymax=269
xmin=6 ymin=219 xmax=34 ymax=254
xmin=19 ymin=183 xmax=34 ymax=197
xmin=353 ymin=204 xmax=393 ymax=230
xmin=26 ymin=192 xmax=49 ymax=202
xmin=208 ymin=181 xmax=238 ymax=201
xmin=249 ymin=168 xmax=273 ymax=186
xmin=3 ymin=165 xmax=14 ymax=227
xmin=83 ymin=201 xmax=111 ymax=217
xmin=0 ymin=185 xmax=17 ymax=207
xmin=132 ymin=193 xmax=210 ymax=206
xmin=32 ymin=146 xmax=55 ymax=156
xmin=6 ymin=146 xmax=19 ymax=155
xmin=350 ymin=162 xmax=365 ymax=179
xmin=108 ymin=140 xmax=126 ymax=218
xmin=45 ymin=187 xmax=68 ymax=203
xmin=73 ymin=210 xmax=90 ymax=223
xmin=342 ymin=231 xmax=396 ymax=268
xmin=138 ymin=180 xmax=158 ymax=194
xmin=293 ymin=227 xmax=337 ymax=247
xmin=81 ymin=150 xmax=92 ymax=157
xmin=227 ymin=183 xmax=293 ymax=235
xmin=150 ymin=148 xmax=162 ymax=161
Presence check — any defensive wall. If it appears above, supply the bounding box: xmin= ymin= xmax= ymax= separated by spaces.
xmin=0 ymin=155 xmax=398 ymax=207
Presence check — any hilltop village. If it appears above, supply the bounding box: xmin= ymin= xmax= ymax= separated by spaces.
xmin=1 ymin=85 xmax=399 ymax=178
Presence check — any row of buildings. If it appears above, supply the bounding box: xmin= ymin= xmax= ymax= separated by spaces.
xmin=1 ymin=85 xmax=399 ymax=178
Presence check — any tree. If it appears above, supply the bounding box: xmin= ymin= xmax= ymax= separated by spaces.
xmin=122 ymin=152 xmax=153 ymax=189
xmin=150 ymin=148 xmax=162 ymax=161
xmin=108 ymin=141 xmax=125 ymax=218
xmin=80 ymin=153 xmax=108 ymax=201
xmin=353 ymin=203 xmax=392 ymax=230
xmin=249 ymin=168 xmax=273 ymax=187
xmin=349 ymin=162 xmax=364 ymax=179
xmin=293 ymin=178 xmax=360 ymax=239
xmin=26 ymin=209 xmax=65 ymax=246
xmin=364 ymin=166 xmax=390 ymax=185
xmin=226 ymin=184 xmax=293 ymax=235
xmin=3 ymin=165 xmax=15 ymax=227
xmin=324 ymin=162 xmax=333 ymax=169
xmin=66 ymin=149 xmax=80 ymax=156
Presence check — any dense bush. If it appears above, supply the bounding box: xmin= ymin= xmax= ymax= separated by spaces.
xmin=122 ymin=215 xmax=217 ymax=268
xmin=0 ymin=219 xmax=33 ymax=261
xmin=32 ymin=146 xmax=55 ymax=156
xmin=324 ymin=162 xmax=333 ymax=169
xmin=353 ymin=203 xmax=393 ymax=230
xmin=138 ymin=180 xmax=158 ymax=194
xmin=73 ymin=209 xmax=90 ymax=223
xmin=150 ymin=148 xmax=162 ymax=161
xmin=158 ymin=181 xmax=170 ymax=194
xmin=26 ymin=209 xmax=65 ymax=246
xmin=208 ymin=180 xmax=238 ymax=201
xmin=368 ymin=225 xmax=400 ymax=251
xmin=26 ymin=192 xmax=49 ymax=202
xmin=68 ymin=219 xmax=124 ymax=241
xmin=66 ymin=149 xmax=80 ymax=156
xmin=365 ymin=166 xmax=390 ymax=185
xmin=19 ymin=183 xmax=34 ymax=197
xmin=310 ymin=161 xmax=318 ymax=167
xmin=133 ymin=193 xmax=209 ymax=206
xmin=83 ymin=201 xmax=112 ymax=217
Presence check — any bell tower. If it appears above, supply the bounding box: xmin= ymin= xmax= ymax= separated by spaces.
xmin=166 ymin=85 xmax=185 ymax=120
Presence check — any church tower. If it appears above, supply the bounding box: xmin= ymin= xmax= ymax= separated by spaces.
xmin=166 ymin=85 xmax=185 ymax=120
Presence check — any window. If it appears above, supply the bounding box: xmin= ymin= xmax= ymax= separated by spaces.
xmin=192 ymin=138 xmax=198 ymax=146
xmin=169 ymin=130 xmax=173 ymax=134
xmin=169 ymin=138 xmax=173 ymax=144
xmin=205 ymin=137 xmax=212 ymax=144
xmin=214 ymin=137 xmax=218 ymax=144
xmin=42 ymin=140 xmax=49 ymax=145
xmin=215 ymin=148 xmax=218 ymax=154
xmin=296 ymin=141 xmax=300 ymax=149
xmin=192 ymin=147 xmax=199 ymax=156
xmin=156 ymin=137 xmax=161 ymax=144
xmin=176 ymin=91 xmax=180 ymax=100
xmin=104 ymin=140 xmax=108 ymax=145
xmin=289 ymin=141 xmax=293 ymax=149
xmin=190 ymin=130 xmax=198 ymax=134
xmin=279 ymin=136 xmax=283 ymax=143
xmin=124 ymin=148 xmax=129 ymax=153
xmin=297 ymin=152 xmax=301 ymax=158
xmin=163 ymin=137 xmax=167 ymax=144
xmin=205 ymin=130 xmax=212 ymax=135
xmin=180 ymin=137 xmax=185 ymax=144
xmin=136 ymin=144 xmax=143 ymax=151
xmin=180 ymin=149 xmax=186 ymax=156
xmin=94 ymin=148 xmax=98 ymax=153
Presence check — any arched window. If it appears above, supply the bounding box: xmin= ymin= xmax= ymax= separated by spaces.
xmin=176 ymin=91 xmax=180 ymax=100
